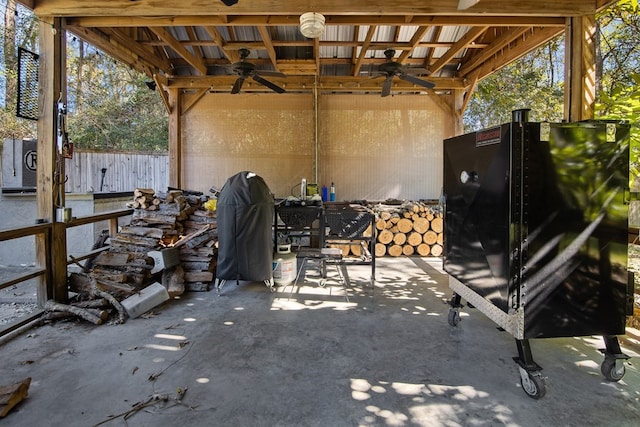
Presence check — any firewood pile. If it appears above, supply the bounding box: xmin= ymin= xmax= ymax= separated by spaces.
xmin=62 ymin=187 xmax=218 ymax=324
xmin=370 ymin=200 xmax=443 ymax=257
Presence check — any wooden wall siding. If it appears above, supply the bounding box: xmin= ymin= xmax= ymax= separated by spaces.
xmin=318 ymin=95 xmax=453 ymax=201
xmin=182 ymin=93 xmax=315 ymax=197
xmin=65 ymin=150 xmax=169 ymax=193
xmin=182 ymin=93 xmax=452 ymax=200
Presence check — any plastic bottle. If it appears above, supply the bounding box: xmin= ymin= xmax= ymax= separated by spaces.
xmin=321 ymin=185 xmax=328 ymax=202
xmin=330 ymin=182 xmax=336 ymax=201
xmin=301 ymin=177 xmax=307 ymax=199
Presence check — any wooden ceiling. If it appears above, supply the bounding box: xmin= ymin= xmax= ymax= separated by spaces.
xmin=21 ymin=0 xmax=617 ymax=96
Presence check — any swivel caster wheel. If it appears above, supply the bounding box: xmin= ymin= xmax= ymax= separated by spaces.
xmin=519 ymin=368 xmax=546 ymax=399
xmin=448 ymin=308 xmax=461 ymax=326
xmin=601 ymin=357 xmax=625 ymax=382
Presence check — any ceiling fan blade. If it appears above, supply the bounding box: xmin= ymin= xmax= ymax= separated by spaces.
xmin=400 ymin=74 xmax=435 ymax=89
xmin=252 ymin=74 xmax=286 ymax=93
xmin=403 ymin=67 xmax=430 ymax=75
xmin=381 ymin=77 xmax=393 ymax=97
xmin=256 ymin=70 xmax=287 ymax=78
xmin=231 ymin=76 xmax=246 ymax=94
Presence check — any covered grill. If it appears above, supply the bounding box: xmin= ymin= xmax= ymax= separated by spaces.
xmin=443 ymin=110 xmax=633 ymax=399
xmin=215 ymin=171 xmax=275 ymax=293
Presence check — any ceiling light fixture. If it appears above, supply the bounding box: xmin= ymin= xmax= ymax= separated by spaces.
xmin=457 ymin=0 xmax=480 ymax=10
xmin=299 ymin=12 xmax=326 ymax=39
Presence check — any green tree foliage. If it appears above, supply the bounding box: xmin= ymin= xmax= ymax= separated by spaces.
xmin=0 ymin=0 xmax=167 ymax=152
xmin=595 ymin=0 xmax=640 ymax=189
xmin=463 ymin=37 xmax=565 ymax=131
xmin=65 ymin=39 xmax=168 ymax=151
xmin=0 ymin=0 xmax=37 ymax=143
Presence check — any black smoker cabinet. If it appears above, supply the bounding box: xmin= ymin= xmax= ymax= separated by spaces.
xmin=443 ymin=110 xmax=633 ymax=399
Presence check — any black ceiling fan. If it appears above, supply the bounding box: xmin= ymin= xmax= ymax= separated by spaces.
xmin=229 ymin=48 xmax=287 ymax=94
xmin=374 ymin=49 xmax=435 ymax=97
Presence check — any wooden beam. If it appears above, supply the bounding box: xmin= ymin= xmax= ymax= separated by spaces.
xmin=34 ymin=1 xmax=599 ymax=17
xmin=168 ymin=88 xmax=182 ymax=188
xmin=472 ymin=26 xmax=563 ymax=82
xmin=67 ymin=26 xmax=160 ymax=76
xmin=98 ymin=27 xmax=171 ymax=71
xmin=565 ymin=16 xmax=596 ymax=121
xmin=168 ymin=75 xmax=465 ymax=91
xmin=458 ymin=26 xmax=530 ymax=77
xmin=36 ymin=17 xmax=67 ymax=304
xmin=203 ymin=26 xmax=239 ymax=63
xmin=352 ymin=25 xmax=377 ymax=76
xmin=429 ymin=26 xmax=488 ymax=75
xmin=65 ymin=15 xmax=567 ymax=29
xmin=257 ymin=26 xmax=280 ymax=71
xmin=398 ymin=26 xmax=431 ymax=64
xmin=181 ymin=88 xmax=208 ymax=115
xmin=149 ymin=27 xmax=207 ymax=75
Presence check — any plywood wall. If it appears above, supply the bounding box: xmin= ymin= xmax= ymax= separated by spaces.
xmin=182 ymin=92 xmax=455 ymax=201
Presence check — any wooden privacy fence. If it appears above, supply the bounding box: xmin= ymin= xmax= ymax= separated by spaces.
xmin=64 ymin=150 xmax=168 ymax=194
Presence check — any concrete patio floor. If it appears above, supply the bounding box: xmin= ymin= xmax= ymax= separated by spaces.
xmin=1 ymin=257 xmax=639 ymax=427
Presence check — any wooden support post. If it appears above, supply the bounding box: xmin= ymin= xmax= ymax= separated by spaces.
xmin=564 ymin=15 xmax=596 ymax=122
xmin=168 ymin=88 xmax=182 ymax=188
xmin=36 ymin=17 xmax=68 ymax=304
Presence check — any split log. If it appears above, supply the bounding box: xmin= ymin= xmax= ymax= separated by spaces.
xmin=327 ymin=243 xmax=350 ymax=257
xmin=134 ymin=188 xmax=155 ymax=198
xmin=431 ymin=216 xmax=443 ymax=233
xmin=44 ymin=300 xmax=102 ymax=325
xmin=430 ymin=244 xmax=443 ymax=257
xmin=162 ymin=266 xmax=185 ymax=297
xmin=387 ymin=244 xmax=403 ymax=257
xmin=71 ymin=298 xmax=108 ymax=309
xmin=378 ymin=229 xmax=393 ymax=245
xmin=350 ymin=242 xmax=362 ymax=257
xmin=423 ymin=230 xmax=438 ymax=245
xmin=119 ymin=226 xmax=165 ymax=239
xmin=417 ymin=243 xmax=431 ymax=256
xmin=186 ymin=282 xmax=211 ymax=292
xmin=380 ymin=211 xmax=392 ymax=221
xmin=407 ymin=232 xmax=422 ymax=247
xmin=90 ymin=287 xmax=127 ymax=324
xmin=402 ymin=245 xmax=415 ymax=256
xmin=412 ymin=217 xmax=430 ymax=234
xmin=0 ymin=377 xmax=31 ymax=418
xmin=393 ymin=233 xmax=407 ymax=245
xmin=397 ymin=218 xmax=413 ymax=233
xmin=184 ymin=271 xmax=214 ymax=282
xmin=181 ymin=261 xmax=214 ymax=271
xmin=375 ymin=243 xmax=387 ymax=257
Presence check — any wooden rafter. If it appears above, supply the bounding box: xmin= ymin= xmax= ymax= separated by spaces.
xmin=203 ymin=26 xmax=239 ymax=63
xmin=429 ymin=26 xmax=488 ymax=75
xmin=148 ymin=27 xmax=207 ymax=75
xmin=257 ymin=26 xmax=280 ymax=71
xmin=458 ymin=26 xmax=530 ymax=77
xmin=398 ymin=26 xmax=431 ymax=64
xmin=352 ymin=25 xmax=377 ymax=76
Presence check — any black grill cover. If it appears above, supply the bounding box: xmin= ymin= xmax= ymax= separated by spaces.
xmin=216 ymin=171 xmax=274 ymax=282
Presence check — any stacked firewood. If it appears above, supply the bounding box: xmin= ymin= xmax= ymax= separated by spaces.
xmin=370 ymin=200 xmax=443 ymax=257
xmin=68 ymin=188 xmax=218 ymax=315
xmin=127 ymin=188 xmax=161 ymax=210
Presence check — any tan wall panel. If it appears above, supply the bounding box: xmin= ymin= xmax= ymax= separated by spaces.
xmin=318 ymin=94 xmax=453 ymax=201
xmin=182 ymin=92 xmax=454 ymax=201
xmin=182 ymin=93 xmax=315 ymax=196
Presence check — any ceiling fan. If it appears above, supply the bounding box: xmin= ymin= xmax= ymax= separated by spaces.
xmin=373 ymin=49 xmax=435 ymax=97
xmin=229 ymin=48 xmax=287 ymax=94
